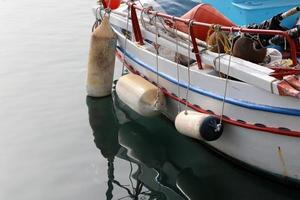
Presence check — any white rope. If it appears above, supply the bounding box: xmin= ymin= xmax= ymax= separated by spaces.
xmin=154 ymin=13 xmax=160 ymax=110
xmin=137 ymin=0 xmax=144 ymax=8
xmin=140 ymin=8 xmax=147 ymax=30
xmin=121 ymin=6 xmax=130 ymax=76
xmin=217 ymin=28 xmax=234 ymax=131
xmin=184 ymin=20 xmax=193 ymax=114
xmin=92 ymin=6 xmax=102 ymax=32
xmin=174 ymin=20 xmax=181 ymax=114
xmin=216 ymin=33 xmax=222 ymax=78
xmin=140 ymin=5 xmax=153 ymax=32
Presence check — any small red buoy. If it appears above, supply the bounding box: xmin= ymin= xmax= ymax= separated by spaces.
xmin=103 ymin=0 xmax=121 ymax=10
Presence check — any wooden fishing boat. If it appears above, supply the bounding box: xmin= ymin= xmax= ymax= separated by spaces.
xmin=91 ymin=0 xmax=300 ymax=186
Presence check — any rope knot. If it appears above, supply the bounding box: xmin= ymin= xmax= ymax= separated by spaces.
xmin=206 ymin=24 xmax=232 ymax=54
xmin=215 ymin=123 xmax=222 ymax=132
xmin=212 ymin=24 xmax=222 ymax=32
xmin=104 ymin=8 xmax=112 ymax=15
xmin=143 ymin=6 xmax=154 ymax=14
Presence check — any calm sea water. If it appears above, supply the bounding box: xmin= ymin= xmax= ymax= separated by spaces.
xmin=1 ymin=0 xmax=300 ymax=199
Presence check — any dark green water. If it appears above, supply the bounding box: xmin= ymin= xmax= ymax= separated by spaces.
xmin=1 ymin=0 xmax=300 ymax=199
xmin=86 ymin=91 xmax=300 ymax=200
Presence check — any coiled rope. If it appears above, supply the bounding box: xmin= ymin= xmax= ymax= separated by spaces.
xmin=206 ymin=24 xmax=232 ymax=54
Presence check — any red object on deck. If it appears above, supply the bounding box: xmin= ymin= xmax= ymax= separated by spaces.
xmin=131 ymin=4 xmax=144 ymax=45
xmin=277 ymin=80 xmax=300 ymax=98
xmin=103 ymin=0 xmax=121 ymax=10
xmin=270 ymin=67 xmax=300 ymax=79
xmin=284 ymin=75 xmax=300 ymax=90
xmin=176 ymin=4 xmax=236 ymax=41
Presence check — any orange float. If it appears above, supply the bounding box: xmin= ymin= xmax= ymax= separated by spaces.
xmin=176 ymin=4 xmax=236 ymax=41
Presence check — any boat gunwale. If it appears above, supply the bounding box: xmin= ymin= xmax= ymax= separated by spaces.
xmin=116 ymin=46 xmax=300 ymax=117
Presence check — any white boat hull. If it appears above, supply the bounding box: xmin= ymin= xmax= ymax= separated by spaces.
xmin=114 ymin=32 xmax=300 ymax=184
xmin=93 ymin=4 xmax=300 ymax=185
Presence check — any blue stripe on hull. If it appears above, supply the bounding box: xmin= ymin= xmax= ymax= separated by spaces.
xmin=117 ymin=46 xmax=300 ymax=117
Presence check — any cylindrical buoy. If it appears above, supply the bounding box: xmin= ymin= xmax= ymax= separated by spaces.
xmin=175 ymin=110 xmax=223 ymax=141
xmin=116 ymin=74 xmax=165 ymax=117
xmin=87 ymin=16 xmax=117 ymax=97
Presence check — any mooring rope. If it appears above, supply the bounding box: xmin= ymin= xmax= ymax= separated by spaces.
xmin=140 ymin=5 xmax=154 ymax=32
xmin=173 ymin=18 xmax=181 ymax=114
xmin=121 ymin=6 xmax=130 ymax=76
xmin=184 ymin=20 xmax=193 ymax=114
xmin=92 ymin=6 xmax=102 ymax=32
xmin=217 ymin=27 xmax=235 ymax=131
xmin=137 ymin=0 xmax=145 ymax=9
xmin=154 ymin=13 xmax=161 ymax=110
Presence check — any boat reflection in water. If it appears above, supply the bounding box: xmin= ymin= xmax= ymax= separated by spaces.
xmin=87 ymin=91 xmax=300 ymax=200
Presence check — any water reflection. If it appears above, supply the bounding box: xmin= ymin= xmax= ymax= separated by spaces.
xmin=87 ymin=95 xmax=168 ymax=199
xmin=87 ymin=96 xmax=121 ymax=199
xmin=87 ymin=91 xmax=300 ymax=200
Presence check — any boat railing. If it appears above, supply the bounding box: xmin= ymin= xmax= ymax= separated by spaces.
xmin=103 ymin=0 xmax=299 ymax=67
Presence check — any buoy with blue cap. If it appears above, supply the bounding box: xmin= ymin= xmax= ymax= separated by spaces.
xmin=175 ymin=110 xmax=223 ymax=141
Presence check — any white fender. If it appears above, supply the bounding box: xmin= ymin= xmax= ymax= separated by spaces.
xmin=116 ymin=74 xmax=165 ymax=117
xmin=87 ymin=16 xmax=117 ymax=97
xmin=175 ymin=110 xmax=223 ymax=141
